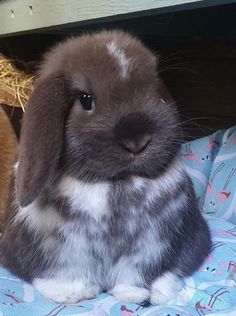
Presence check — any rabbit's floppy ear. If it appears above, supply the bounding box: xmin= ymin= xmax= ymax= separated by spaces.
xmin=16 ymin=74 xmax=68 ymax=207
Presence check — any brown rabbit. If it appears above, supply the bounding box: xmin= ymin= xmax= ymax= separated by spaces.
xmin=0 ymin=106 xmax=18 ymax=229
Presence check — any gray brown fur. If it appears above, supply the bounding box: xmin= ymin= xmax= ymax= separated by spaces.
xmin=0 ymin=30 xmax=211 ymax=301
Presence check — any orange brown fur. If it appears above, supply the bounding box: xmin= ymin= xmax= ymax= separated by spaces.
xmin=0 ymin=106 xmax=18 ymax=228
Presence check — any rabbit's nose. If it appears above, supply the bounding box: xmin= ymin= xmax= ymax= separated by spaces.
xmin=119 ymin=134 xmax=151 ymax=154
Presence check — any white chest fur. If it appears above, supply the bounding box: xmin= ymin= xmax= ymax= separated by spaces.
xmin=15 ymin=159 xmax=184 ymax=231
xmin=58 ymin=176 xmax=110 ymax=221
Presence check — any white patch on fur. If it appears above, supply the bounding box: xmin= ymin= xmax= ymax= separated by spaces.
xmin=131 ymin=177 xmax=147 ymax=191
xmin=144 ymin=159 xmax=185 ymax=206
xmin=15 ymin=200 xmax=65 ymax=232
xmin=110 ymin=257 xmax=144 ymax=287
xmin=153 ymin=158 xmax=184 ymax=190
xmin=109 ymin=284 xmax=149 ymax=304
xmin=139 ymin=226 xmax=167 ymax=263
xmin=14 ymin=162 xmax=64 ymax=232
xmin=107 ymin=41 xmax=130 ymax=78
xmin=131 ymin=159 xmax=185 ymax=199
xmin=13 ymin=161 xmax=19 ymax=172
xmin=163 ymin=192 xmax=187 ymax=217
xmin=58 ymin=176 xmax=109 ymax=221
xmin=55 ymin=230 xmax=90 ymax=279
xmin=33 ymin=278 xmax=99 ymax=303
xmin=150 ymin=272 xmax=183 ymax=305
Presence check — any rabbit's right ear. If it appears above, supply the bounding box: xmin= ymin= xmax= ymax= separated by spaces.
xmin=16 ymin=74 xmax=69 ymax=207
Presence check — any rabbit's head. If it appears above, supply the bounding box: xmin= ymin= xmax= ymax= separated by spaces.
xmin=17 ymin=30 xmax=182 ymax=207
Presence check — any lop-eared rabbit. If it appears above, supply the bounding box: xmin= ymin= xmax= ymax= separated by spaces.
xmin=0 ymin=31 xmax=211 ymax=305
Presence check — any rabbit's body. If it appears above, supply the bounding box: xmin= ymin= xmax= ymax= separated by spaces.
xmin=0 ymin=30 xmax=211 ymax=304
xmin=1 ymin=158 xmax=210 ymax=304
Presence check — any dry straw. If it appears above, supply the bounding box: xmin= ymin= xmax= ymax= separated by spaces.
xmin=0 ymin=54 xmax=35 ymax=112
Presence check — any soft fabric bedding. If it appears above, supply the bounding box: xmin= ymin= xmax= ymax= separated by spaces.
xmin=182 ymin=125 xmax=236 ymax=224
xmin=0 ymin=127 xmax=236 ymax=316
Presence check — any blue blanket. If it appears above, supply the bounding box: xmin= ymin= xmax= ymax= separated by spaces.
xmin=0 ymin=127 xmax=236 ymax=316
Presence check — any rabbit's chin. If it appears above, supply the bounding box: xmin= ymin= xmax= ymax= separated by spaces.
xmin=63 ymin=133 xmax=181 ymax=183
xmin=64 ymin=159 xmax=172 ymax=183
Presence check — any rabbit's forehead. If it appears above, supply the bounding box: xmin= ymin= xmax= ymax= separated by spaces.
xmin=64 ymin=38 xmax=156 ymax=86
xmin=68 ymin=52 xmax=156 ymax=98
xmin=67 ymin=46 xmax=132 ymax=81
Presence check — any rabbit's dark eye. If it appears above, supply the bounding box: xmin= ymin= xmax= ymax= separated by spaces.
xmin=79 ymin=92 xmax=94 ymax=111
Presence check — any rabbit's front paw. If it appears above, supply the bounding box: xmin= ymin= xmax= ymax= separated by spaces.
xmin=33 ymin=278 xmax=100 ymax=303
xmin=150 ymin=272 xmax=182 ymax=305
xmin=109 ymin=284 xmax=150 ymax=304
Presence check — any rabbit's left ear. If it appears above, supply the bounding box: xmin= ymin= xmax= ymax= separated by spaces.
xmin=16 ymin=74 xmax=69 ymax=207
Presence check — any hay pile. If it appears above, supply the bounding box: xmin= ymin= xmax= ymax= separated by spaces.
xmin=0 ymin=54 xmax=35 ymax=111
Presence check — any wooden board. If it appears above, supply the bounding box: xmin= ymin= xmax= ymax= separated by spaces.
xmin=0 ymin=0 xmax=233 ymax=36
